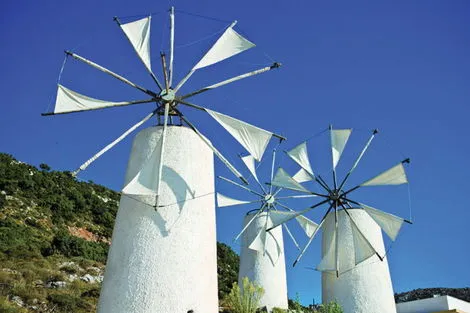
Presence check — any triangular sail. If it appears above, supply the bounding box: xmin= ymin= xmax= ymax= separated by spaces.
xmin=248 ymin=227 xmax=266 ymax=252
xmin=361 ymin=203 xmax=404 ymax=241
xmin=286 ymin=142 xmax=314 ymax=177
xmin=271 ymin=168 xmax=311 ymax=193
xmin=206 ymin=109 xmax=273 ymax=161
xmin=266 ymin=230 xmax=282 ymax=263
xmin=350 ymin=218 xmax=377 ymax=266
xmin=120 ymin=16 xmax=152 ymax=73
xmin=241 ymin=155 xmax=259 ymax=183
xmin=268 ymin=211 xmax=298 ymax=227
xmin=293 ymin=168 xmax=313 ymax=183
xmin=361 ymin=163 xmax=408 ymax=186
xmin=331 ymin=129 xmax=352 ymax=169
xmin=316 ymin=225 xmax=336 ymax=272
xmin=122 ymin=143 xmax=161 ymax=197
xmin=54 ymin=85 xmax=129 ymax=114
xmin=216 ymin=193 xmax=251 ymax=207
xmin=193 ymin=26 xmax=255 ymax=70
xmin=295 ymin=215 xmax=318 ymax=238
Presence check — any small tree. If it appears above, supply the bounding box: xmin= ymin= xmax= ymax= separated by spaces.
xmin=39 ymin=163 xmax=51 ymax=171
xmin=315 ymin=301 xmax=343 ymax=313
xmin=223 ymin=277 xmax=264 ymax=313
xmin=288 ymin=293 xmax=305 ymax=312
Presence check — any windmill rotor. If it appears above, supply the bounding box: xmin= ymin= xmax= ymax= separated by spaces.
xmin=43 ymin=7 xmax=286 ymax=208
xmin=216 ymin=147 xmax=319 ymax=259
xmin=269 ymin=126 xmax=412 ymax=276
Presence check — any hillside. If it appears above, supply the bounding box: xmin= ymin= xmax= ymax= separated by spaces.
xmin=395 ymin=287 xmax=470 ymax=303
xmin=0 ymin=152 xmax=238 ymax=312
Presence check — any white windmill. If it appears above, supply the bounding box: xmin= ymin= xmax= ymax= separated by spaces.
xmin=43 ymin=8 xmax=284 ymax=313
xmin=267 ymin=126 xmax=412 ymax=313
xmin=216 ymin=148 xmax=318 ymax=311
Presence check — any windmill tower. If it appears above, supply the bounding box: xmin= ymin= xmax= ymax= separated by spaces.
xmin=43 ymin=8 xmax=283 ymax=313
xmin=216 ymin=150 xmax=318 ymax=311
xmin=268 ymin=126 xmax=412 ymax=313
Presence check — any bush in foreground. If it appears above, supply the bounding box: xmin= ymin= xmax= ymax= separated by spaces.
xmin=223 ymin=277 xmax=264 ymax=313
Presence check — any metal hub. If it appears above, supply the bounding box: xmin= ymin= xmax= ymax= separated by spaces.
xmin=264 ymin=194 xmax=275 ymax=204
xmin=159 ymin=88 xmax=176 ymax=102
xmin=329 ymin=190 xmax=340 ymax=201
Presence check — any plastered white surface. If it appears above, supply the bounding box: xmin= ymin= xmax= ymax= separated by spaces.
xmin=238 ymin=212 xmax=288 ymax=311
xmin=397 ymin=295 xmax=470 ymax=313
xmin=98 ymin=126 xmax=218 ymax=313
xmin=321 ymin=209 xmax=396 ymax=313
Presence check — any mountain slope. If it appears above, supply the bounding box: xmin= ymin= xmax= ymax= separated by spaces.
xmin=395 ymin=287 xmax=470 ymax=303
xmin=0 ymin=152 xmax=239 ymax=312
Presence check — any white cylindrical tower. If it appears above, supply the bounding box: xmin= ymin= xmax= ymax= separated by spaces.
xmin=321 ymin=209 xmax=396 ymax=313
xmin=238 ymin=211 xmax=288 ymax=312
xmin=98 ymin=126 xmax=218 ymax=313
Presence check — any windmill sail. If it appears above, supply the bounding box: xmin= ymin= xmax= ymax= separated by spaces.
xmin=295 ymin=215 xmax=318 ymax=237
xmin=286 ymin=142 xmax=314 ymax=177
xmin=241 ymin=155 xmax=260 ymax=183
xmin=361 ymin=203 xmax=405 ymax=241
xmin=350 ymin=218 xmax=377 ymax=266
xmin=120 ymin=16 xmax=152 ymax=73
xmin=53 ymin=84 xmax=138 ymax=114
xmin=216 ymin=193 xmax=251 ymax=207
xmin=269 ymin=211 xmax=298 ymax=227
xmin=193 ymin=26 xmax=255 ymax=70
xmin=122 ymin=142 xmax=161 ymax=198
xmin=206 ymin=109 xmax=273 ymax=161
xmin=272 ymin=168 xmax=310 ymax=193
xmin=317 ymin=225 xmax=336 ymax=272
xmin=292 ymin=168 xmax=313 ymax=183
xmin=248 ymin=227 xmax=266 ymax=252
xmin=361 ymin=163 xmax=408 ymax=186
xmin=331 ymin=129 xmax=352 ymax=169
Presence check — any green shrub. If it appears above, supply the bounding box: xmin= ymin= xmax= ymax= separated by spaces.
xmin=315 ymin=301 xmax=343 ymax=313
xmin=48 ymin=293 xmax=78 ymax=311
xmin=272 ymin=308 xmax=288 ymax=313
xmin=48 ymin=229 xmax=108 ymax=262
xmin=288 ymin=293 xmax=305 ymax=312
xmin=39 ymin=163 xmax=51 ymax=171
xmin=217 ymin=242 xmax=240 ymax=300
xmin=223 ymin=277 xmax=264 ymax=313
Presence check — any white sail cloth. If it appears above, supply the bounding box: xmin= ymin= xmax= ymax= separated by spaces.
xmin=122 ymin=143 xmax=161 ymax=198
xmin=54 ymin=84 xmax=131 ymax=114
xmin=361 ymin=204 xmax=405 ymax=241
xmin=361 ymin=163 xmax=408 ymax=186
xmin=267 ymin=210 xmax=319 ymax=238
xmin=206 ymin=109 xmax=273 ymax=161
xmin=295 ymin=215 xmax=318 ymax=237
xmin=216 ymin=193 xmax=252 ymax=207
xmin=286 ymin=142 xmax=314 ymax=177
xmin=272 ymin=168 xmax=310 ymax=193
xmin=292 ymin=168 xmax=313 ymax=183
xmin=193 ymin=26 xmax=255 ymax=70
xmin=331 ymin=129 xmax=352 ymax=169
xmin=120 ymin=16 xmax=152 ymax=73
xmin=316 ymin=224 xmax=336 ymax=272
xmin=241 ymin=155 xmax=259 ymax=183
xmin=350 ymin=218 xmax=377 ymax=266
xmin=316 ymin=212 xmax=376 ymax=273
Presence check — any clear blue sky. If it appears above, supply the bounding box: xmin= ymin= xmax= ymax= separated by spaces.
xmin=1 ymin=0 xmax=469 ymax=305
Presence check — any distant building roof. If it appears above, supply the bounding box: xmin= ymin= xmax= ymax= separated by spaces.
xmin=397 ymin=295 xmax=470 ymax=313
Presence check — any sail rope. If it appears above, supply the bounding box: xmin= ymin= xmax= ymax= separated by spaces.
xmin=170 ymin=26 xmax=226 ymax=51
xmin=45 ymin=54 xmax=69 ymax=113
xmin=175 ymin=9 xmax=232 ymax=24
xmin=377 ymin=130 xmax=413 ymax=222
xmin=122 ymin=191 xmax=215 ymax=209
xmin=117 ymin=11 xmax=165 ymax=21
